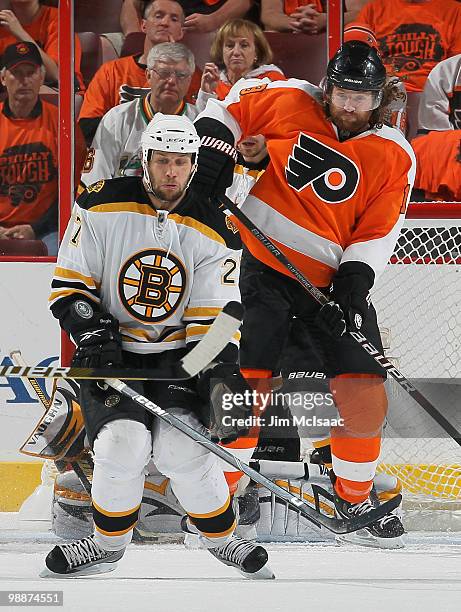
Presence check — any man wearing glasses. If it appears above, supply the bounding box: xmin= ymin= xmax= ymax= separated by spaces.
xmin=81 ymin=42 xmax=198 ymax=187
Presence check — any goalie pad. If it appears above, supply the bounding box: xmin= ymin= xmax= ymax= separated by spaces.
xmin=52 ymin=462 xmax=184 ymax=541
xmin=255 ymin=462 xmax=402 ymax=542
xmin=20 ymin=378 xmax=85 ymax=460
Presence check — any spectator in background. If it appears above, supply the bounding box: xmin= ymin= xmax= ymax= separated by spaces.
xmin=0 ymin=0 xmax=84 ymax=91
xmin=353 ymin=0 xmax=461 ymax=92
xmin=0 ymin=42 xmax=58 ymax=255
xmin=79 ymin=0 xmax=202 ymax=146
xmin=261 ymin=0 xmax=368 ymax=34
xmin=121 ymin=0 xmax=255 ymax=35
xmin=0 ymin=42 xmax=86 ymax=256
xmin=197 ymin=19 xmax=285 ymax=110
xmin=418 ymin=53 xmax=461 ymax=132
xmin=411 ymin=54 xmax=461 ymax=201
xmin=81 ymin=43 xmax=198 ymax=186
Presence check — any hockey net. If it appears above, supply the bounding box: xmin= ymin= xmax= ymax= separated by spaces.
xmin=371 ymin=203 xmax=461 ymax=530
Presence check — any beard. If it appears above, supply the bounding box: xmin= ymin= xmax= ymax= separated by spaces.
xmin=151 ymin=183 xmax=185 ymax=202
xmin=329 ymin=107 xmax=371 ymax=134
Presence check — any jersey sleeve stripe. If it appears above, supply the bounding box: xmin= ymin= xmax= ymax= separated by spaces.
xmin=48 ymin=288 xmax=101 ymax=307
xmin=183 ymin=306 xmax=223 ymax=320
xmin=87 ymin=202 xmax=157 ymax=216
xmin=53 ymin=266 xmax=98 ymax=288
xmin=241 ymin=194 xmax=343 ymax=269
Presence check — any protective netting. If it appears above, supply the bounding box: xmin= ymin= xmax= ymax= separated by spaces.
xmin=371 ymin=208 xmax=461 ymax=526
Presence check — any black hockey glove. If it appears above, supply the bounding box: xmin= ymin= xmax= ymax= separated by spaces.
xmin=66 ymin=300 xmax=123 ymax=369
xmin=316 ymin=262 xmax=374 ymax=340
xmin=193 ymin=118 xmax=237 ymax=199
xmin=197 ymin=363 xmax=253 ymax=444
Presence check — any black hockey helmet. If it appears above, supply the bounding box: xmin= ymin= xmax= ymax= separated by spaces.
xmin=326 ymin=40 xmax=386 ymax=92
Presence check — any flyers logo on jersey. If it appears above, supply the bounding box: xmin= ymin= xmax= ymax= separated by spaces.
xmin=118 ymin=249 xmax=186 ymax=323
xmin=240 ymin=84 xmax=267 ymax=96
xmin=285 ymin=134 xmax=360 ymax=203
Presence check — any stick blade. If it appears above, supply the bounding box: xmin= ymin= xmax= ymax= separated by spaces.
xmin=179 ymin=301 xmax=243 ymax=378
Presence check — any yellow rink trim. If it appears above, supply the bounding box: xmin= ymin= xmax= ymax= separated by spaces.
xmin=0 ymin=461 xmax=44 ymax=512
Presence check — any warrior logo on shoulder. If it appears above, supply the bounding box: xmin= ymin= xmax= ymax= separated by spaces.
xmin=118 ymin=248 xmax=186 ymax=323
xmin=285 ymin=134 xmax=360 ymax=203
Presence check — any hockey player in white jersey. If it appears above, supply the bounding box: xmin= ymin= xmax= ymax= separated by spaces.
xmin=43 ymin=114 xmax=274 ymax=579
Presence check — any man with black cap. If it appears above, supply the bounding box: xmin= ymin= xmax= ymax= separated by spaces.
xmin=192 ymin=41 xmax=416 ymax=546
xmin=0 ymin=41 xmax=58 ymax=253
xmin=0 ymin=41 xmax=85 ymax=255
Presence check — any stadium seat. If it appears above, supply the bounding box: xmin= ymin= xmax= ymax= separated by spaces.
xmin=182 ymin=32 xmax=215 ymax=69
xmin=120 ymin=32 xmax=146 ymax=58
xmin=265 ymin=33 xmax=328 ymax=85
xmin=0 ymin=239 xmax=48 ymax=256
xmin=405 ymin=91 xmax=423 ymax=142
xmin=78 ymin=32 xmax=103 ymax=86
xmin=74 ymin=1 xmax=123 ymax=34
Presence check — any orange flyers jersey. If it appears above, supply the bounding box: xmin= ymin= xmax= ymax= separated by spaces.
xmin=284 ymin=0 xmax=323 ymax=15
xmin=412 ymin=130 xmax=461 ymax=200
xmin=0 ymin=6 xmax=84 ymax=92
xmin=0 ymin=99 xmax=58 ymax=228
xmin=215 ymin=64 xmax=286 ymax=100
xmin=79 ymin=55 xmax=202 ymax=121
xmin=198 ymin=79 xmax=416 ymax=287
xmin=355 ymin=0 xmax=461 ymax=92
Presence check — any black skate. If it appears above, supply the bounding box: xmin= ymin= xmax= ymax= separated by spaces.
xmin=42 ymin=534 xmax=125 ymax=577
xmin=234 ymin=482 xmax=260 ymax=540
xmin=334 ymin=494 xmax=405 ymax=549
xmin=209 ymin=537 xmax=275 ymax=579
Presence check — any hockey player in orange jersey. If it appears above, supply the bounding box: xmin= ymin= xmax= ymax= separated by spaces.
xmin=192 ymin=41 xmax=416 ymax=544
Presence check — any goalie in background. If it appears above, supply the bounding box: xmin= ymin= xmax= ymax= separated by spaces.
xmin=43 ymin=113 xmax=274 ymax=579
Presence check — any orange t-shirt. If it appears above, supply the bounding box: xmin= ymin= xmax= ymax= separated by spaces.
xmin=0 ymin=99 xmax=58 ymax=228
xmin=79 ymin=54 xmax=202 ymax=121
xmin=355 ymin=0 xmax=461 ymax=92
xmin=284 ymin=0 xmax=323 ymax=15
xmin=412 ymin=130 xmax=461 ymax=200
xmin=0 ymin=5 xmax=84 ymax=91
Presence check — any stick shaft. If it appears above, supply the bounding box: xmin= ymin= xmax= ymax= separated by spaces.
xmin=220 ymin=195 xmax=461 ymax=447
xmin=106 ymin=378 xmax=401 ymax=534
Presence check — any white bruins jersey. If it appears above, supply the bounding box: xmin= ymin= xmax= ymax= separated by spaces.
xmin=81 ymin=95 xmax=199 ymax=186
xmin=50 ymin=177 xmax=242 ymax=354
xmin=225 ymin=161 xmax=266 ymax=208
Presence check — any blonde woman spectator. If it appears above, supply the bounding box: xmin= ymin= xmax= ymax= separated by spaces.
xmin=197 ymin=18 xmax=285 ymax=109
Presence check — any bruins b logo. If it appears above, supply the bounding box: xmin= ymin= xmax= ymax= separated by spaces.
xmin=285 ymin=134 xmax=360 ymax=203
xmin=118 ymin=249 xmax=186 ymax=323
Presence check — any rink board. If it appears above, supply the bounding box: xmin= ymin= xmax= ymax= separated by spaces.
xmin=0 ymin=262 xmax=59 ymax=510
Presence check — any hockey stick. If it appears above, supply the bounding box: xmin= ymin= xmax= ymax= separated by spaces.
xmin=10 ymin=350 xmax=93 ymax=496
xmin=105 ymin=378 xmax=401 ymax=534
xmin=219 ymin=195 xmax=461 ymax=447
xmin=0 ymin=302 xmax=243 ymax=382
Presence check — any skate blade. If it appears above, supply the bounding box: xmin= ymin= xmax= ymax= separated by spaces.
xmin=39 ymin=562 xmax=120 ymax=578
xmin=336 ymin=531 xmax=405 ymax=550
xmin=239 ymin=565 xmax=276 ymax=580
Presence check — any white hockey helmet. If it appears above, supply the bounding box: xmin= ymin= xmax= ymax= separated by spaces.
xmin=141 ymin=113 xmax=200 ymax=193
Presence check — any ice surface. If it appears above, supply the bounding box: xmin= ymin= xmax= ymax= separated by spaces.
xmin=1 ymin=514 xmax=460 ymax=612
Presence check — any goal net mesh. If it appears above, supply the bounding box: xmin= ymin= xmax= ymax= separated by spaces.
xmin=371 ymin=204 xmax=461 ymax=529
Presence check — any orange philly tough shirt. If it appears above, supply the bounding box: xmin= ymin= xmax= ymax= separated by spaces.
xmin=198 ymin=79 xmax=416 ymax=287
xmin=0 ymin=5 xmax=84 ymax=91
xmin=355 ymin=0 xmax=461 ymax=92
xmin=79 ymin=54 xmax=202 ymax=121
xmin=0 ymin=99 xmax=58 ymax=228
